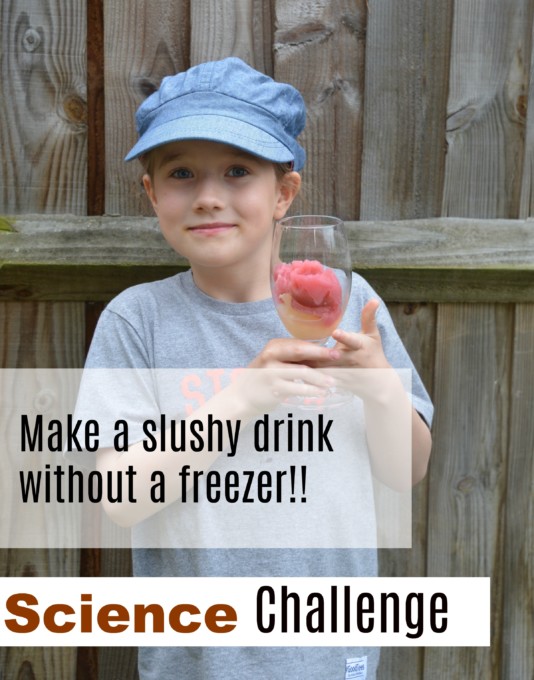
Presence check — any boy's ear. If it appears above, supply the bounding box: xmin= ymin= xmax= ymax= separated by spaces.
xmin=142 ymin=174 xmax=158 ymax=212
xmin=274 ymin=171 xmax=301 ymax=219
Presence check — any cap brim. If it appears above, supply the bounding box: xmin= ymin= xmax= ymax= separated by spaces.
xmin=125 ymin=115 xmax=300 ymax=167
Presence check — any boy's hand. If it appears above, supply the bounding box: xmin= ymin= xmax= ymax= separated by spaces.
xmin=308 ymin=299 xmax=394 ymax=401
xmin=328 ymin=299 xmax=390 ymax=370
xmin=250 ymin=337 xmax=340 ymax=369
xmin=236 ymin=338 xmax=340 ymax=412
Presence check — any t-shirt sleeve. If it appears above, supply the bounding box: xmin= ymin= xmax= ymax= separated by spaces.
xmin=376 ymin=301 xmax=433 ymax=427
xmin=85 ymin=302 xmax=151 ymax=369
xmin=69 ymin=302 xmax=161 ymax=469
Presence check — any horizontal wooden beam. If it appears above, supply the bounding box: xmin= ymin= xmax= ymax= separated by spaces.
xmin=1 ymin=215 xmax=533 ymax=302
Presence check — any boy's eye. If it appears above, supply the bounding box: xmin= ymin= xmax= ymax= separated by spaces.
xmin=170 ymin=168 xmax=193 ymax=179
xmin=227 ymin=166 xmax=249 ymax=178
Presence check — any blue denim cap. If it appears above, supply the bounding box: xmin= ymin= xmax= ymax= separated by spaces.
xmin=125 ymin=57 xmax=307 ymax=170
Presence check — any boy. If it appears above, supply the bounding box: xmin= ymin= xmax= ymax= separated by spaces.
xmin=84 ymin=57 xmax=433 ymax=679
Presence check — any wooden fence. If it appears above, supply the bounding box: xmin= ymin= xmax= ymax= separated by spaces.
xmin=1 ymin=0 xmax=534 ymax=678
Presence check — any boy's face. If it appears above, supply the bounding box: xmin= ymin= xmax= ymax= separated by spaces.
xmin=143 ymin=140 xmax=300 ymax=278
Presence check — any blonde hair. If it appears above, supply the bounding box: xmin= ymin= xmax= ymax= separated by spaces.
xmin=139 ymin=151 xmax=157 ymax=178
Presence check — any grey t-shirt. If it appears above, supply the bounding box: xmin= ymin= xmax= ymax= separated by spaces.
xmin=84 ymin=269 xmax=433 ymax=680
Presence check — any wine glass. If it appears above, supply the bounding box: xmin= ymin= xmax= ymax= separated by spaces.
xmin=270 ymin=214 xmax=353 ymax=407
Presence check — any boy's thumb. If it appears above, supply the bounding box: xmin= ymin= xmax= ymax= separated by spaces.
xmin=361 ymin=299 xmax=380 ymax=336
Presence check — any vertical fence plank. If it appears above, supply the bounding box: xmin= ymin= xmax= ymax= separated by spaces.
xmin=0 ymin=301 xmax=86 ymax=679
xmin=104 ymin=0 xmax=190 ymax=216
xmin=501 ymin=303 xmax=534 ymax=680
xmin=78 ymin=301 xmax=106 ymax=680
xmin=443 ymin=0 xmax=534 ymax=218
xmin=95 ymin=549 xmax=139 ymax=680
xmin=424 ymin=303 xmax=513 ymax=678
xmin=359 ymin=0 xmax=453 ymax=220
xmin=519 ymin=20 xmax=534 ymax=218
xmin=0 ymin=0 xmax=87 ymax=214
xmin=190 ymin=0 xmax=273 ymax=73
xmin=376 ymin=302 xmax=437 ymax=680
xmin=87 ymin=0 xmax=105 ymax=215
xmin=379 ymin=303 xmax=437 ymax=578
xmin=273 ymin=0 xmax=367 ymax=219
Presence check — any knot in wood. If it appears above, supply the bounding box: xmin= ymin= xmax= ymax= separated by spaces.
xmin=22 ymin=28 xmax=41 ymax=52
xmin=275 ymin=22 xmax=333 ymax=49
xmin=17 ymin=658 xmax=37 ymax=680
xmin=446 ymin=106 xmax=477 ymax=134
xmin=132 ymin=76 xmax=159 ymax=99
xmin=63 ymin=94 xmax=87 ymax=124
xmin=456 ymin=475 xmax=476 ymax=493
xmin=516 ymin=94 xmax=527 ymax=122
xmin=403 ymin=303 xmax=419 ymax=315
xmin=15 ymin=287 xmax=32 ymax=299
xmin=340 ymin=12 xmax=366 ymax=39
xmin=33 ymin=388 xmax=56 ymax=414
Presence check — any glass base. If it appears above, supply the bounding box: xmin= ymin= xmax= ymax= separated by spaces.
xmin=280 ymin=386 xmax=353 ymax=411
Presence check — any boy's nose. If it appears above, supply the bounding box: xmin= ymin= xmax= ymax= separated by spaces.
xmin=192 ymin=178 xmax=225 ymax=211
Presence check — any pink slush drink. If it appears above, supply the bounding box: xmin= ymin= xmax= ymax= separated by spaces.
xmin=272 ymin=259 xmax=344 ymax=341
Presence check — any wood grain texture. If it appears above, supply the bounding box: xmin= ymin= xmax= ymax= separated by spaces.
xmin=274 ymin=0 xmax=367 ymax=219
xmin=360 ymin=0 xmax=453 ymax=220
xmin=424 ymin=303 xmax=513 ymax=678
xmin=104 ymin=0 xmax=189 ymax=215
xmin=443 ymin=0 xmax=534 ymax=218
xmin=0 ymin=0 xmax=87 ymax=214
xmin=0 ymin=648 xmax=77 ymax=680
xmin=500 ymin=303 xmax=534 ymax=679
xmin=191 ymin=0 xmax=273 ymax=73
xmin=6 ymin=215 xmax=534 ymax=267
xmin=0 ymin=302 xmax=85 ymax=368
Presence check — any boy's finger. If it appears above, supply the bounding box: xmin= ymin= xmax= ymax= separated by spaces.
xmin=259 ymin=339 xmax=340 ymax=366
xmin=284 ymin=342 xmax=340 ymax=363
xmin=330 ymin=329 xmax=365 ymax=351
xmin=361 ymin=299 xmax=380 ymax=336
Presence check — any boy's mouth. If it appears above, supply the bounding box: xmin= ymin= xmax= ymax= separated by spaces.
xmin=188 ymin=222 xmax=236 ymax=235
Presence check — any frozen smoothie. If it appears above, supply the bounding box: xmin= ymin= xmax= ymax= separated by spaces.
xmin=272 ymin=259 xmax=344 ymax=341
